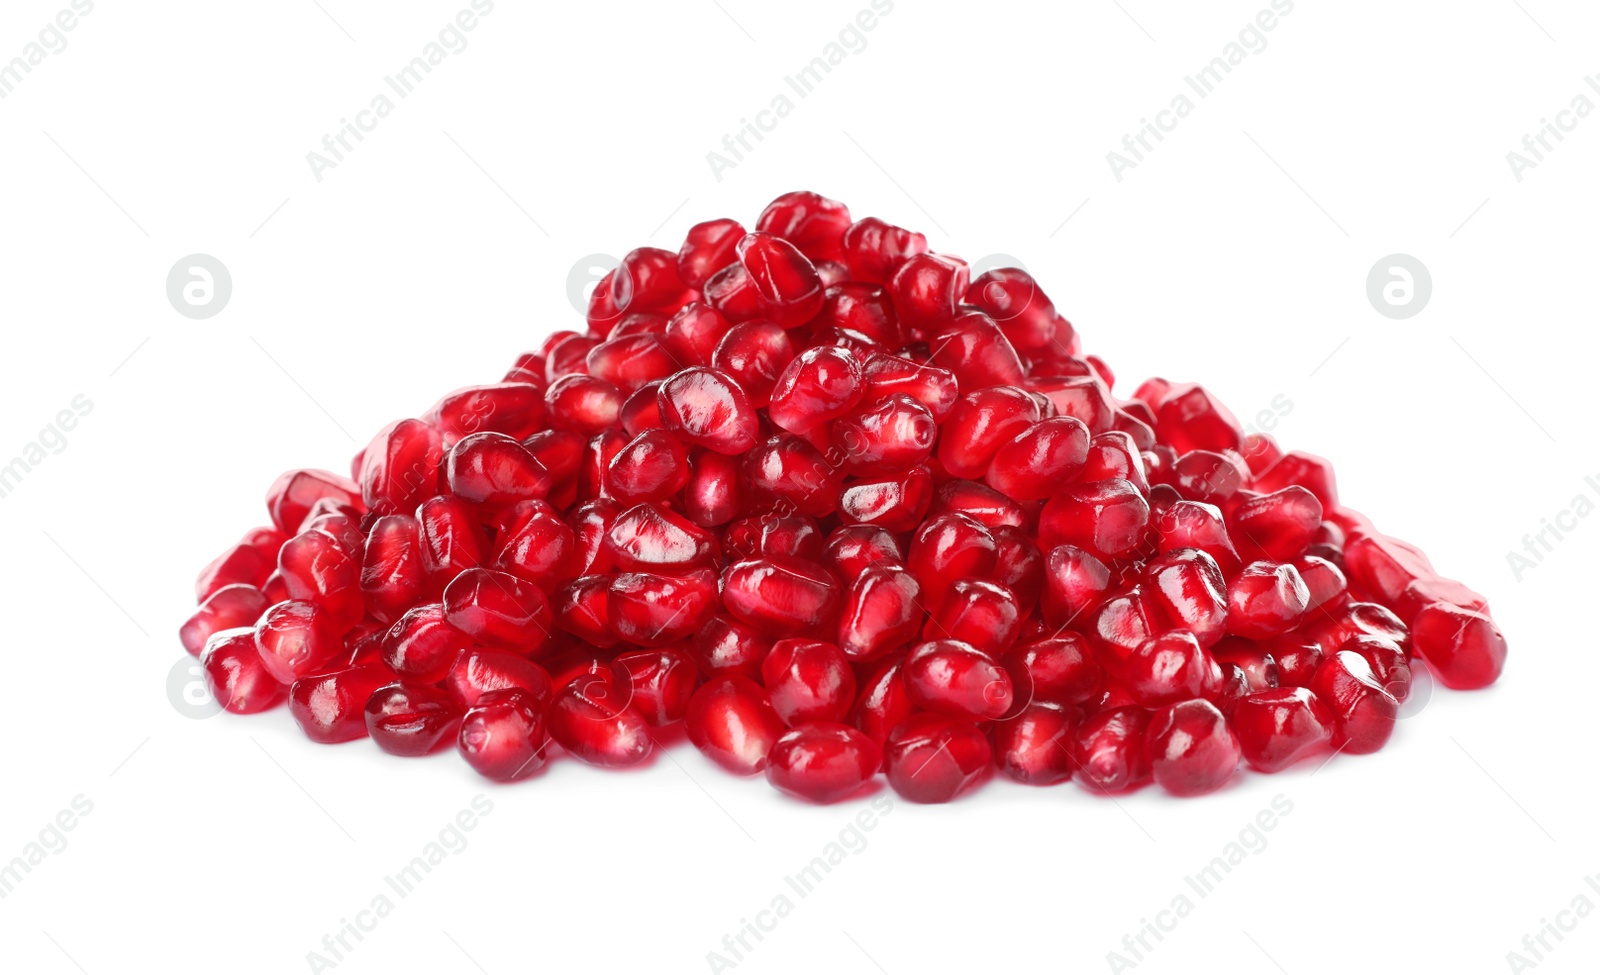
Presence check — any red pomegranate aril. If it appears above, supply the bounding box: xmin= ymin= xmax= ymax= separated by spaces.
xmin=278 ymin=528 xmax=365 ymax=629
xmin=711 ymin=320 xmax=796 ymax=407
xmin=1155 ymin=500 xmax=1241 ymax=575
xmin=1005 ymin=634 xmax=1101 ymax=706
xmin=754 ymin=190 xmax=851 ymax=262
xmin=587 ymin=334 xmax=680 ymax=394
xmin=442 ymin=568 xmax=552 ymax=653
xmin=546 ymin=333 xmax=598 ymax=381
xmin=1071 ymin=707 xmax=1151 ymax=793
xmin=840 ymin=216 xmax=928 ymax=284
xmin=993 ymin=702 xmax=1077 ymax=785
xmin=702 ymin=261 xmax=766 ymax=323
xmin=937 ymin=386 xmax=1042 ymax=480
xmin=289 ymin=664 xmax=394 ymax=743
xmin=686 ymin=675 xmax=785 ymax=774
xmin=884 ymin=713 xmax=990 ymax=803
xmin=824 ymin=525 xmax=904 ymax=578
xmin=741 ymin=434 xmax=840 ymax=518
xmin=924 ymin=580 xmax=1023 ymax=656
xmin=691 ymin=614 xmax=771 ymax=679
xmin=907 ymin=512 xmax=998 ymax=604
xmin=1309 ymin=650 xmax=1399 ymax=754
xmin=965 ymin=267 xmax=1061 ymax=351
xmin=903 ymin=639 xmax=1014 ymax=720
xmin=609 ymin=247 xmax=690 ymax=322
xmin=611 ymin=646 xmax=697 ymax=726
xmin=618 ymin=384 xmax=664 ymax=439
xmin=365 ymin=681 xmax=463 ymax=757
xmin=195 ymin=541 xmax=272 ymax=603
xmin=254 ymin=600 xmax=343 ymax=684
xmin=657 ymin=367 xmax=760 ymax=455
xmin=815 ymin=283 xmax=901 ymax=346
xmin=838 ymin=466 xmax=934 ymax=531
xmin=1167 ymin=449 xmax=1245 ymax=505
xmin=416 ymin=496 xmax=485 ymax=592
xmin=860 ymin=352 xmax=959 ymax=420
xmin=181 ymin=584 xmax=270 ymax=656
xmin=427 ymin=383 xmax=546 ymax=445
xmin=850 ymin=659 xmax=915 ymax=750
xmin=1253 ymin=450 xmax=1339 ymax=510
xmin=1079 ymin=431 xmax=1149 ymax=494
xmin=1230 ymin=686 xmax=1334 ymax=772
xmin=1145 ymin=699 xmax=1240 ymax=796
xmin=494 ymin=505 xmax=577 ymax=590
xmin=608 ymin=569 xmax=718 ymax=646
xmin=1396 ymin=576 xmax=1489 ymax=622
xmin=766 ymin=723 xmax=881 ymax=803
xmin=831 ymin=394 xmax=936 ymax=475
xmin=545 ymin=375 xmax=625 ymax=435
xmin=991 ymin=526 xmax=1045 ymax=608
xmin=889 ymin=253 xmax=968 ymax=338
xmin=1155 ymin=384 xmax=1243 ymax=455
xmin=1300 ymin=601 xmax=1409 ymax=659
xmin=603 ymin=502 xmax=716 ymax=572
xmin=985 ymin=416 xmax=1090 ymax=501
xmin=1042 ymin=545 xmax=1113 ymax=629
xmin=683 ymin=451 xmax=744 ymax=528
xmin=1296 ymin=554 xmax=1349 ymax=611
xmin=930 ymin=312 xmax=1027 ymax=390
xmin=761 ymin=639 xmax=856 ymax=725
xmin=266 ymin=469 xmax=362 ymax=537
xmin=1411 ymin=602 xmax=1508 ymax=690
xmin=721 ymin=555 xmax=842 ymax=637
xmin=1226 ymin=562 xmax=1310 ymax=639
xmin=1343 ymin=532 xmax=1436 ymax=606
xmin=832 ymin=562 xmax=919 ymax=662
xmin=579 ymin=428 xmax=628 ymax=506
xmin=678 ymin=219 xmax=746 ymax=290
xmin=1028 ymin=376 xmax=1114 ymax=434
xmin=1087 ymin=586 xmax=1161 ymax=667
xmin=1141 ymin=547 xmax=1228 ymax=648
xmin=547 ymin=669 xmax=654 ymax=768
xmin=604 ymin=429 xmax=690 ymax=505
xmin=1267 ymin=635 xmax=1324 ymax=689
xmin=766 ymin=346 xmax=865 ymax=434
xmin=446 ymin=432 xmax=552 ymax=506
xmin=444 ymin=647 xmax=554 ymax=710
xmin=1038 ymin=478 xmax=1151 ymax=560
xmin=1124 ymin=631 xmax=1212 ymax=707
xmin=736 ymin=232 xmax=825 ymax=328
xmin=663 ymin=302 xmax=731 ymax=367
xmin=358 ymin=420 xmax=443 ymax=517
xmin=458 ymin=688 xmax=548 ymax=781
xmin=202 ymin=628 xmax=288 ymax=714
xmin=723 ymin=514 xmax=824 ymax=561
xmin=380 ymin=603 xmax=470 ymax=684
xmin=552 ymin=575 xmax=618 ymax=648
xmin=1341 ymin=635 xmax=1413 ymax=703
xmin=1212 ymin=637 xmax=1282 ymax=691
xmin=1230 ymin=486 xmax=1323 ymax=563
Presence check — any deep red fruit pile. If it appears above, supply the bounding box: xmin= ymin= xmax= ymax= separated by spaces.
xmin=184 ymin=190 xmax=1508 ymax=803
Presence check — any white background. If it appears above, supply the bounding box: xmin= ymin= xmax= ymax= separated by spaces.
xmin=0 ymin=1 xmax=1595 ymax=972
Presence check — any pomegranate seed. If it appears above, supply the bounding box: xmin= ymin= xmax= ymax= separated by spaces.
xmin=658 ymin=367 xmax=760 ymax=455
xmin=1226 ymin=561 xmax=1310 ymax=639
xmin=253 ymin=600 xmax=342 ymax=684
xmin=365 ymin=681 xmax=462 ymax=756
xmin=1341 ymin=634 xmax=1413 ymax=703
xmin=443 ymin=647 xmax=554 ymax=710
xmin=923 ymin=580 xmax=1023 ymax=656
xmin=458 ymin=688 xmax=548 ymax=781
xmin=1411 ymin=602 xmax=1507 ymax=690
xmin=1155 ymin=384 xmax=1243 ymax=454
xmin=427 ymin=383 xmax=546 ymax=445
xmin=446 ymin=432 xmax=552 ymax=506
xmin=547 ymin=669 xmax=654 ymax=768
xmin=907 ymin=512 xmax=997 ymax=605
xmin=741 ymin=434 xmax=840 ymax=517
xmin=442 ymin=568 xmax=552 ymax=653
xmin=1230 ymin=686 xmax=1333 ymax=772
xmin=1124 ymin=631 xmax=1212 ymax=707
xmin=181 ymin=584 xmax=269 ymax=656
xmin=1038 ymin=478 xmax=1151 ymax=560
xmin=760 ymin=638 xmax=856 ymax=725
xmin=903 ymin=639 xmax=1014 ymax=720
xmin=721 ymin=555 xmax=842 ymax=636
xmin=850 ymin=658 xmax=916 ymax=748
xmin=1395 ymin=576 xmax=1488 ymax=622
xmin=611 ymin=646 xmax=697 ymax=725
xmin=992 ymin=702 xmax=1077 ymax=785
xmin=838 ymin=466 xmax=934 ymax=531
xmin=1004 ymin=634 xmax=1102 ymax=706
xmin=686 ymin=675 xmax=785 ymax=774
xmin=755 ymin=191 xmax=852 ymax=262
xmin=493 ymin=504 xmax=577 ymax=590
xmin=860 ymin=352 xmax=959 ymax=419
xmin=1230 ymin=486 xmax=1323 ymax=563
xmin=710 ymin=320 xmax=795 ymax=407
xmin=1042 ymin=544 xmax=1112 ymax=629
xmin=552 ymin=575 xmax=618 ymax=648
xmin=1252 ymin=450 xmax=1339 ymax=509
xmin=678 ymin=219 xmax=746 ymax=290
xmin=815 ymin=283 xmax=901 ymax=346
xmin=1342 ymin=531 xmax=1436 ymax=606
xmin=607 ymin=568 xmax=718 ymax=646
xmin=723 ymin=514 xmax=824 ymax=561
xmin=381 ymin=603 xmax=470 ymax=684
xmin=937 ymin=386 xmax=1042 ymax=480
xmin=888 ymin=253 xmax=968 ymax=338
xmin=278 ymin=528 xmax=365 ymax=629
xmin=985 ymin=416 xmax=1090 ymax=501
xmin=884 ymin=713 xmax=990 ymax=803
xmin=831 ymin=394 xmax=936 ymax=475
xmin=604 ymin=502 xmax=716 ymax=572
xmin=1145 ymin=699 xmax=1240 ymax=796
xmin=766 ymin=723 xmax=881 ymax=803
xmin=266 ymin=469 xmax=362 ymax=536
xmin=1141 ymin=547 xmax=1228 ymax=648
xmin=202 ymin=629 xmax=288 ymax=714
xmin=545 ymin=375 xmax=625 ymax=435
xmin=736 ymin=232 xmax=825 ymax=328
xmin=416 ymin=496 xmax=485 ymax=592
xmin=837 ymin=562 xmax=923 ymax=661
xmin=1308 ymin=650 xmax=1398 ymax=755
xmin=841 ymin=216 xmax=928 ymax=284
xmin=767 ymin=346 xmax=865 ymax=434
xmin=1072 ymin=706 xmax=1152 ymax=793
xmin=683 ymin=451 xmax=745 ymax=528
xmin=691 ymin=614 xmax=771 ymax=679
xmin=824 ymin=524 xmax=903 ymax=577
xmin=289 ymin=664 xmax=394 ymax=743
xmin=663 ymin=302 xmax=731 ymax=367
xmin=195 ymin=541 xmax=273 ymax=603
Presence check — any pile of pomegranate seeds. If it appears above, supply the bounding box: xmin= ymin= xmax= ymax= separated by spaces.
xmin=184 ymin=190 xmax=1509 ymax=804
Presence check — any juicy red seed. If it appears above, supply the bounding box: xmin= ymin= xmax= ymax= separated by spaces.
xmin=841 ymin=216 xmax=928 ymax=284
xmin=416 ymin=495 xmax=486 ymax=592
xmin=991 ymin=526 xmax=1045 ymax=608
xmin=289 ymin=664 xmax=394 ymax=743
xmin=545 ymin=375 xmax=625 ymax=435
xmin=678 ymin=219 xmax=746 ymax=290
xmin=1253 ymin=450 xmax=1339 ymax=509
xmin=691 ymin=614 xmax=771 ymax=679
xmin=359 ymin=420 xmax=443 ymax=517
xmin=1145 ymin=699 xmax=1240 ymax=796
xmin=381 ymin=603 xmax=470 ymax=684
xmin=1226 ymin=561 xmax=1310 ymax=639
xmin=924 ymin=580 xmax=1023 ymax=656
xmin=903 ymin=639 xmax=1014 ymax=720
xmin=443 ymin=647 xmax=554 ymax=711
xmin=755 ymin=190 xmax=852 ymax=263
xmin=1230 ymin=486 xmax=1323 ymax=563
xmin=611 ymin=646 xmax=697 ymax=726
xmin=815 ymin=283 xmax=901 ymax=346
xmin=552 ymin=575 xmax=618 ymax=648
xmin=609 ymin=247 xmax=690 ymax=322
xmin=736 ymin=232 xmax=825 ymax=328
xmin=985 ymin=416 xmax=1090 ymax=501
xmin=1155 ymin=383 xmax=1244 ymax=454
xmin=760 ymin=639 xmax=856 ymax=726
xmin=427 ymin=383 xmax=546 ymax=445
xmin=1005 ymin=634 xmax=1102 ymax=707
xmin=741 ymin=435 xmax=841 ymax=517
xmin=659 ymin=367 xmax=762 ymax=457
xmin=1042 ymin=545 xmax=1113 ymax=628
xmin=1087 ymin=587 xmax=1161 ymax=667
xmin=930 ymin=311 xmax=1027 ymax=390
xmin=722 ymin=556 xmax=842 ymax=637
xmin=195 ymin=541 xmax=273 ymax=603
xmin=1341 ymin=634 xmax=1413 ymax=703
xmin=1028 ymin=376 xmax=1114 ymax=434
xmin=663 ymin=302 xmax=732 ymax=367
xmin=992 ymin=702 xmax=1077 ymax=785
xmin=1038 ymin=478 xmax=1151 ymax=560
xmin=607 ymin=568 xmax=718 ymax=646
xmin=1342 ymin=531 xmax=1436 ymax=605
xmin=907 ymin=512 xmax=998 ymax=605
xmin=702 ymin=262 xmax=765 ymax=323
xmin=711 ymin=320 xmax=796 ymax=408
xmin=1141 ymin=547 xmax=1228 ymax=648
xmin=824 ymin=525 xmax=904 ymax=578
xmin=587 ymin=334 xmax=679 ymax=393
xmin=837 ymin=562 xmax=922 ymax=661
xmin=277 ymin=528 xmax=364 ymax=628
xmin=766 ymin=723 xmax=881 ymax=803
xmin=447 ymin=432 xmax=553 ymax=506
xmin=767 ymin=346 xmax=865 ymax=434
xmin=493 ymin=505 xmax=577 ymax=591
xmin=831 ymin=394 xmax=937 ymax=475
xmin=1155 ymin=499 xmax=1241 ymax=574
xmin=888 ymin=253 xmax=968 ymax=338
xmin=1071 ymin=707 xmax=1151 ymax=793
xmin=604 ymin=429 xmax=691 ymax=504
xmin=1296 ymin=554 xmax=1349 ymax=611
xmin=723 ymin=514 xmax=824 ymax=561
xmin=604 ymin=502 xmax=717 ymax=572
xmin=884 ymin=712 xmax=991 ymax=803
xmin=937 ymin=386 xmax=1042 ymax=480
xmin=442 ymin=568 xmax=552 ymax=653
xmin=458 ymin=688 xmax=548 ymax=781
xmin=1309 ymin=650 xmax=1399 ymax=754
xmin=365 ymin=681 xmax=463 ymax=757
xmin=1167 ymin=449 xmax=1245 ymax=504
xmin=686 ymin=675 xmax=786 ymax=774
xmin=683 ymin=451 xmax=744 ymax=528
xmin=1212 ymin=637 xmax=1283 ymax=691
xmin=965 ymin=267 xmax=1060 ymax=352
xmin=1124 ymin=631 xmax=1212 ymax=707
xmin=1411 ymin=601 xmax=1507 ymax=690
xmin=547 ymin=669 xmax=654 ymax=768
xmin=1395 ymin=575 xmax=1488 ymax=622
xmin=181 ymin=584 xmax=270 ymax=657
xmin=860 ymin=352 xmax=959 ymax=419
xmin=838 ymin=466 xmax=934 ymax=532
xmin=202 ymin=629 xmax=288 ymax=714
xmin=265 ymin=469 xmax=362 ymax=537
xmin=254 ymin=600 xmax=342 ymax=684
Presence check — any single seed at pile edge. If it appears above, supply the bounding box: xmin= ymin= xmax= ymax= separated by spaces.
xmin=184 ymin=190 xmax=1510 ymax=804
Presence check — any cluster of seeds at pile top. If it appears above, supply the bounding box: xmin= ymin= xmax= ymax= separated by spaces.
xmin=183 ymin=190 xmax=1508 ymax=803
